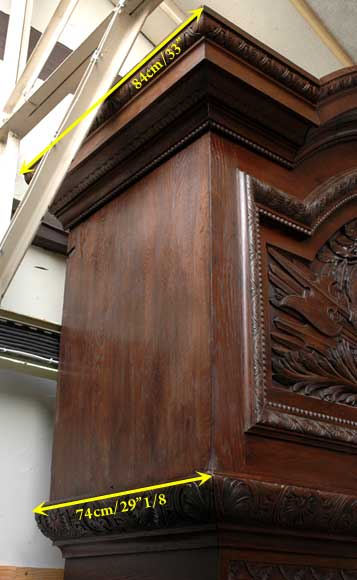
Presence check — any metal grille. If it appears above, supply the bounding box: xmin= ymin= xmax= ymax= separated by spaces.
xmin=0 ymin=317 xmax=60 ymax=366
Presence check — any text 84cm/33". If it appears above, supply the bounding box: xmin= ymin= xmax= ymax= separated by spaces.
xmin=131 ymin=38 xmax=182 ymax=90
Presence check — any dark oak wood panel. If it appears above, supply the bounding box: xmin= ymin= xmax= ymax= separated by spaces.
xmin=35 ymin=7 xmax=357 ymax=579
xmin=64 ymin=548 xmax=218 ymax=580
xmin=51 ymin=137 xmax=212 ymax=500
xmin=12 ymin=199 xmax=67 ymax=255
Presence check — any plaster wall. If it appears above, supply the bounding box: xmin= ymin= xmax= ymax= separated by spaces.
xmin=1 ymin=246 xmax=66 ymax=326
xmin=0 ymin=369 xmax=63 ymax=568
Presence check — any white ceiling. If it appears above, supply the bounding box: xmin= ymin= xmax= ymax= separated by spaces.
xmin=179 ymin=0 xmax=350 ymax=77
xmin=0 ymin=0 xmax=355 ymax=78
xmin=308 ymin=0 xmax=357 ymax=61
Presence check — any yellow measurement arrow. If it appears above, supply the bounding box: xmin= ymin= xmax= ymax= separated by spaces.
xmin=33 ymin=471 xmax=212 ymax=516
xmin=20 ymin=7 xmax=203 ymax=175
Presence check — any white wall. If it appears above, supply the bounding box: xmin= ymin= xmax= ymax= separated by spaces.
xmin=2 ymin=246 xmax=66 ymax=326
xmin=0 ymin=369 xmax=63 ymax=568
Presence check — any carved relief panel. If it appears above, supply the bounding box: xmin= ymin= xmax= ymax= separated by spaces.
xmin=238 ymin=170 xmax=357 ymax=450
xmin=269 ymin=220 xmax=357 ymax=407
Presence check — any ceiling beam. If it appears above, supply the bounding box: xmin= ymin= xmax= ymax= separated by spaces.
xmin=2 ymin=0 xmax=80 ymax=117
xmin=289 ymin=0 xmax=354 ymax=68
xmin=160 ymin=0 xmax=186 ymax=24
xmin=0 ymin=13 xmax=112 ymax=141
xmin=0 ymin=0 xmax=163 ymax=302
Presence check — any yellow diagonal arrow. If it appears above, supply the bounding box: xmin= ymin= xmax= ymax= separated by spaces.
xmin=33 ymin=471 xmax=212 ymax=516
xmin=20 ymin=7 xmax=203 ymax=175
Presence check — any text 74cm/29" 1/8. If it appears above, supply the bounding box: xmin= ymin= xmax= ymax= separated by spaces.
xmin=75 ymin=493 xmax=167 ymax=520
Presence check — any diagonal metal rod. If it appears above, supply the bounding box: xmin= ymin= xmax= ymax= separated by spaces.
xmin=2 ymin=0 xmax=80 ymax=117
xmin=0 ymin=12 xmax=113 ymax=141
xmin=0 ymin=0 xmax=163 ymax=302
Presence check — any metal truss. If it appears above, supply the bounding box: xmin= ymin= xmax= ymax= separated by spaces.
xmin=0 ymin=0 xmax=164 ymax=301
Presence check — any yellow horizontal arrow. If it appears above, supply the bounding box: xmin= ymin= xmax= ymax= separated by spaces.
xmin=20 ymin=7 xmax=203 ymax=175
xmin=33 ymin=471 xmax=212 ymax=516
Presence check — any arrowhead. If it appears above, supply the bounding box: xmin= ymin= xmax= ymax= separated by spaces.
xmin=197 ymin=471 xmax=212 ymax=486
xmin=19 ymin=160 xmax=34 ymax=175
xmin=189 ymin=7 xmax=204 ymax=23
xmin=33 ymin=501 xmax=48 ymax=516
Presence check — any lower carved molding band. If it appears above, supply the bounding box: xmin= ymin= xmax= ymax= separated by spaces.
xmin=36 ymin=475 xmax=357 ymax=542
xmin=36 ymin=481 xmax=213 ymax=542
xmin=229 ymin=561 xmax=357 ymax=580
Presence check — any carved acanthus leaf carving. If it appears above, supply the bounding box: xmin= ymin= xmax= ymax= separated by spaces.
xmin=229 ymin=561 xmax=357 ymax=580
xmin=36 ymin=482 xmax=213 ymax=542
xmin=216 ymin=476 xmax=357 ymax=536
xmin=269 ymin=220 xmax=357 ymax=407
xmin=36 ymin=475 xmax=357 ymax=543
xmin=261 ymin=408 xmax=357 ymax=444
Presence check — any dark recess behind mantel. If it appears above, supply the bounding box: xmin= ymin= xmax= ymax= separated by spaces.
xmin=12 ymin=199 xmax=68 ymax=256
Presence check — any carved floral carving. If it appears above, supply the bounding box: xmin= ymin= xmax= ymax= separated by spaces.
xmin=269 ymin=220 xmax=357 ymax=407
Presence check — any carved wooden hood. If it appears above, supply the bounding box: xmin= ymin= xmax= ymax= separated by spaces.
xmin=41 ymin=7 xmax=357 ymax=580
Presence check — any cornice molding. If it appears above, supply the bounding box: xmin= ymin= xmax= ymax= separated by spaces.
xmin=299 ymin=109 xmax=357 ymax=162
xmin=89 ymin=9 xmax=357 ymax=131
xmin=320 ymin=68 xmax=357 ymax=102
xmin=252 ymin=167 xmax=357 ymax=235
xmin=86 ymin=10 xmax=316 ymax=135
xmin=49 ymin=7 xmax=357 ymax=229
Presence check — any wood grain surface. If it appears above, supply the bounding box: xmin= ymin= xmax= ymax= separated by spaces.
xmin=51 ymin=136 xmax=212 ymax=500
xmin=44 ymin=6 xmax=357 ymax=579
xmin=0 ymin=567 xmax=63 ymax=580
